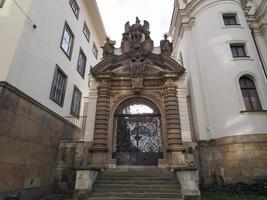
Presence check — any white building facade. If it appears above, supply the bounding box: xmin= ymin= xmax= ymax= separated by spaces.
xmin=0 ymin=0 xmax=105 ymax=199
xmin=0 ymin=0 xmax=105 ymax=118
xmin=170 ymin=0 xmax=267 ymax=185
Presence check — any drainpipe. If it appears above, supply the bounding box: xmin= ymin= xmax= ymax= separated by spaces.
xmin=250 ymin=25 xmax=267 ymax=79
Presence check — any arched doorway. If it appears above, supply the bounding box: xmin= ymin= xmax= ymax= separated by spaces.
xmin=112 ymin=98 xmax=163 ymax=165
xmin=89 ymin=39 xmax=185 ymax=167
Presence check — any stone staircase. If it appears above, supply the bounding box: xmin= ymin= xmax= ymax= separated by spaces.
xmin=88 ymin=167 xmax=182 ymax=200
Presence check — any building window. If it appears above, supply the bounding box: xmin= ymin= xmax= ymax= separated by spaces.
xmin=239 ymin=76 xmax=262 ymax=111
xmin=50 ymin=65 xmax=68 ymax=107
xmin=60 ymin=22 xmax=74 ymax=59
xmin=230 ymin=43 xmax=247 ymax=58
xmin=83 ymin=22 xmax=90 ymax=42
xmin=92 ymin=43 xmax=98 ymax=59
xmin=69 ymin=0 xmax=79 ymax=19
xmin=71 ymin=86 xmax=82 ymax=117
xmin=0 ymin=0 xmax=5 ymax=8
xmin=77 ymin=48 xmax=87 ymax=78
xmin=223 ymin=13 xmax=238 ymax=26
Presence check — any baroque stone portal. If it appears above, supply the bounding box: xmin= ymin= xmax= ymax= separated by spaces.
xmin=87 ymin=18 xmax=189 ymax=169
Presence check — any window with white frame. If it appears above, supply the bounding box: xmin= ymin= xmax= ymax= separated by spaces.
xmin=92 ymin=42 xmax=98 ymax=59
xmin=223 ymin=13 xmax=239 ymax=26
xmin=69 ymin=0 xmax=79 ymax=19
xmin=77 ymin=48 xmax=87 ymax=78
xmin=239 ymin=76 xmax=262 ymax=111
xmin=50 ymin=65 xmax=68 ymax=107
xmin=71 ymin=86 xmax=82 ymax=117
xmin=230 ymin=43 xmax=247 ymax=58
xmin=60 ymin=22 xmax=74 ymax=59
xmin=83 ymin=22 xmax=90 ymax=42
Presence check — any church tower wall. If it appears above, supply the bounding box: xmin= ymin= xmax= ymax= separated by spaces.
xmin=170 ymin=0 xmax=267 ymax=186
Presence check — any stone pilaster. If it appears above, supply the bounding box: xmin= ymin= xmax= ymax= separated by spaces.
xmin=164 ymin=79 xmax=186 ymax=167
xmin=89 ymin=79 xmax=110 ymax=168
xmin=92 ymin=79 xmax=111 ymax=148
xmin=164 ymin=79 xmax=182 ymax=148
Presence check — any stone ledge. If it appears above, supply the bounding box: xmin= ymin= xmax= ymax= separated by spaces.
xmin=75 ymin=166 xmax=104 ymax=170
xmin=89 ymin=146 xmax=109 ymax=152
xmin=198 ymin=133 xmax=267 ymax=146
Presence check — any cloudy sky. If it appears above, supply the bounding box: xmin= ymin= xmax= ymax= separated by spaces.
xmin=96 ymin=0 xmax=174 ymax=47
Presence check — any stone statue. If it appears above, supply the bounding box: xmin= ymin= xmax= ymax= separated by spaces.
xmin=121 ymin=17 xmax=154 ymax=53
xmin=160 ymin=34 xmax=173 ymax=56
xmin=142 ymin=34 xmax=154 ymax=52
xmin=131 ymin=17 xmax=143 ymax=47
xmin=121 ymin=33 xmax=131 ymax=54
xmin=101 ymin=37 xmax=115 ymax=57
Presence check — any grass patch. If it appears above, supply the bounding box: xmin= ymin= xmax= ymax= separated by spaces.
xmin=203 ymin=192 xmax=267 ymax=200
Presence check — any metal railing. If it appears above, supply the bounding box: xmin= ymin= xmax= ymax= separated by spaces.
xmin=64 ymin=116 xmax=87 ymax=140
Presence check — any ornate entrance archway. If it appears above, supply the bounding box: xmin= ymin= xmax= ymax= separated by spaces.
xmin=89 ymin=18 xmax=185 ymax=168
xmin=113 ymin=97 xmax=162 ymax=165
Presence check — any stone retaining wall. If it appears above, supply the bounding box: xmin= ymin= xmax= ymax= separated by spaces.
xmin=198 ymin=134 xmax=267 ymax=186
xmin=0 ymin=82 xmax=80 ymax=200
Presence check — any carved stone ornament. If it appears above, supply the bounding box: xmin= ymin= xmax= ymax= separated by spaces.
xmin=164 ymin=79 xmax=176 ymax=87
xmin=111 ymin=80 xmax=132 ymax=87
xmin=143 ymin=79 xmax=163 ymax=87
xmin=121 ymin=17 xmax=154 ymax=53
xmin=127 ymin=56 xmax=153 ymax=76
xmin=131 ymin=77 xmax=144 ymax=93
xmin=99 ymin=79 xmax=110 ymax=87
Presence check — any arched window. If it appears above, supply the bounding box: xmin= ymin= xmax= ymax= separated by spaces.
xmin=239 ymin=76 xmax=262 ymax=111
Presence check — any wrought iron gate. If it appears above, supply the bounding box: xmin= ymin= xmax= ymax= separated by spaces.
xmin=112 ymin=114 xmax=163 ymax=165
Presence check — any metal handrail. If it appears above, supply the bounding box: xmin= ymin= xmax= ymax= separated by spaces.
xmin=64 ymin=116 xmax=87 ymax=140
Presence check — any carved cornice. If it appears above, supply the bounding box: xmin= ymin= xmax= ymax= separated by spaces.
xmin=91 ymin=52 xmax=185 ymax=79
xmin=247 ymin=0 xmax=267 ymax=36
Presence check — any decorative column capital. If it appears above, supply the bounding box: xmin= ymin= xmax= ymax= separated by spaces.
xmin=164 ymin=79 xmax=177 ymax=89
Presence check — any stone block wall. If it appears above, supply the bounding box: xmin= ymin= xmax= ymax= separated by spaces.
xmin=55 ymin=142 xmax=92 ymax=194
xmin=198 ymin=134 xmax=267 ymax=187
xmin=0 ymin=82 xmax=80 ymax=200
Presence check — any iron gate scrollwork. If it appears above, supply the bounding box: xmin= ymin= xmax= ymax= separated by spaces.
xmin=112 ymin=114 xmax=163 ymax=165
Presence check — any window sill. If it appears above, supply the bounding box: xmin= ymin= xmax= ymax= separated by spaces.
xmin=230 ymin=57 xmax=253 ymax=61
xmin=60 ymin=46 xmax=72 ymax=61
xmin=222 ymin=25 xmax=243 ymax=29
xmin=50 ymin=97 xmax=64 ymax=108
xmin=240 ymin=110 xmax=267 ymax=115
xmin=77 ymin=69 xmax=85 ymax=79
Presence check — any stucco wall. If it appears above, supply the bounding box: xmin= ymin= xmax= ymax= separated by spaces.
xmin=0 ymin=0 xmax=33 ymax=81
xmin=174 ymin=0 xmax=267 ymax=141
xmin=0 ymin=0 xmax=105 ymax=118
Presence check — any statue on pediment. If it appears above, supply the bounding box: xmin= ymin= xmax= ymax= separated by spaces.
xmin=160 ymin=34 xmax=173 ymax=56
xmin=101 ymin=37 xmax=115 ymax=57
xmin=121 ymin=17 xmax=154 ymax=53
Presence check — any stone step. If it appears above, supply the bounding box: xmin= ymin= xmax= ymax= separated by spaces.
xmin=100 ymin=169 xmax=173 ymax=177
xmin=101 ymin=170 xmax=174 ymax=177
xmin=90 ymin=193 xmax=181 ymax=198
xmin=97 ymin=176 xmax=176 ymax=181
xmin=88 ymin=198 xmax=181 ymax=200
xmin=94 ymin=180 xmax=178 ymax=185
xmin=88 ymin=168 xmax=181 ymax=200
xmin=92 ymin=188 xmax=180 ymax=193
xmin=93 ymin=184 xmax=179 ymax=189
